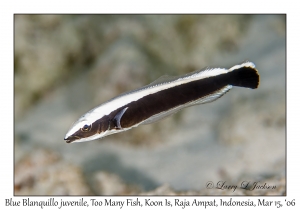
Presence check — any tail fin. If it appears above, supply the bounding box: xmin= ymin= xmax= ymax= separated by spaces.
xmin=227 ymin=61 xmax=260 ymax=89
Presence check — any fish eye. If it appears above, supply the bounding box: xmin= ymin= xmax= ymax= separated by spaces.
xmin=81 ymin=124 xmax=91 ymax=132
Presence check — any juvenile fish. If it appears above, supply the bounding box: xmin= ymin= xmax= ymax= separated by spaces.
xmin=64 ymin=61 xmax=259 ymax=143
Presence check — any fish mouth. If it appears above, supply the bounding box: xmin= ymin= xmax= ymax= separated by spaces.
xmin=64 ymin=135 xmax=80 ymax=143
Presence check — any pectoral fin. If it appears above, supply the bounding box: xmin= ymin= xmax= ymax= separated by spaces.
xmin=112 ymin=107 xmax=128 ymax=130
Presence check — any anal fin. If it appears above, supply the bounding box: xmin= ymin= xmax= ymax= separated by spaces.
xmin=192 ymin=85 xmax=232 ymax=105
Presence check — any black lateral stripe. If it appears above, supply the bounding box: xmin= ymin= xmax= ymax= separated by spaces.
xmin=118 ymin=73 xmax=229 ymax=128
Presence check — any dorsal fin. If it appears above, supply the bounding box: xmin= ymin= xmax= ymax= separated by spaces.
xmin=112 ymin=107 xmax=128 ymax=130
xmin=147 ymin=67 xmax=224 ymax=87
xmin=148 ymin=75 xmax=179 ymax=86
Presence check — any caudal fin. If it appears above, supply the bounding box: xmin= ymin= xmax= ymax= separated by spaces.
xmin=227 ymin=61 xmax=260 ymax=89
